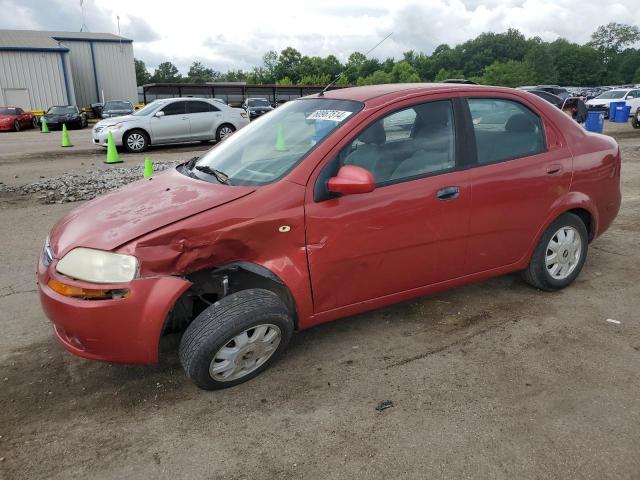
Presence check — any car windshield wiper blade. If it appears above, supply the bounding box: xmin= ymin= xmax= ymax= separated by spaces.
xmin=195 ymin=165 xmax=231 ymax=185
xmin=185 ymin=156 xmax=199 ymax=170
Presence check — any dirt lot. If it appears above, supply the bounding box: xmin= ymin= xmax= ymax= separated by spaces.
xmin=1 ymin=122 xmax=639 ymax=480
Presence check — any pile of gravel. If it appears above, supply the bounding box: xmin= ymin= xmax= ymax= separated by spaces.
xmin=1 ymin=160 xmax=180 ymax=204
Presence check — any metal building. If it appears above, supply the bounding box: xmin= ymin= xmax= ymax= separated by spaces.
xmin=0 ymin=30 xmax=137 ymax=110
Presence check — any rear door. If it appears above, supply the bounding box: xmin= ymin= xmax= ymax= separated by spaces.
xmin=151 ymin=101 xmax=190 ymax=143
xmin=463 ymin=95 xmax=572 ymax=274
xmin=186 ymin=100 xmax=221 ymax=140
xmin=305 ymin=97 xmax=473 ymax=313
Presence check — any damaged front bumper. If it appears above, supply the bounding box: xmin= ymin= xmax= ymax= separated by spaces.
xmin=37 ymin=255 xmax=191 ymax=364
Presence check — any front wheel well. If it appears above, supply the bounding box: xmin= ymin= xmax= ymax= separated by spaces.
xmin=123 ymin=127 xmax=151 ymax=145
xmin=567 ymin=208 xmax=594 ymax=241
xmin=162 ymin=263 xmax=298 ymax=336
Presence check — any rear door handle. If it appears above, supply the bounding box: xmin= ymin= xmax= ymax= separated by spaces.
xmin=436 ymin=186 xmax=460 ymax=201
xmin=546 ymin=164 xmax=562 ymax=175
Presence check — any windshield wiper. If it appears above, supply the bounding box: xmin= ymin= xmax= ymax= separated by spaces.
xmin=195 ymin=165 xmax=231 ymax=185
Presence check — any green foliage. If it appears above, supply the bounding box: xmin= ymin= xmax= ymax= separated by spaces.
xmin=134 ymin=58 xmax=151 ymax=85
xmin=481 ymin=60 xmax=532 ymax=87
xmin=139 ymin=23 xmax=640 ymax=88
xmin=186 ymin=61 xmax=220 ymax=83
xmin=151 ymin=62 xmax=182 ymax=83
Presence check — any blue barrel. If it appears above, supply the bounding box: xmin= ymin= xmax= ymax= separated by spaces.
xmin=585 ymin=111 xmax=604 ymax=133
xmin=609 ymin=101 xmax=625 ymax=121
xmin=613 ymin=105 xmax=632 ymax=123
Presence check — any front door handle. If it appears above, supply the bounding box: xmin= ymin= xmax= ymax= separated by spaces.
xmin=546 ymin=164 xmax=562 ymax=175
xmin=436 ymin=186 xmax=460 ymax=201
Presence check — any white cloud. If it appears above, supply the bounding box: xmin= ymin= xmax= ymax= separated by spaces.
xmin=1 ymin=0 xmax=639 ymax=73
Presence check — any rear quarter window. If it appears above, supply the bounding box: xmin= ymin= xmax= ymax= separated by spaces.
xmin=468 ymin=98 xmax=546 ymax=165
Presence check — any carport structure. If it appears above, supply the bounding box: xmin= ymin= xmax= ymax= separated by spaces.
xmin=141 ymin=83 xmax=346 ymax=107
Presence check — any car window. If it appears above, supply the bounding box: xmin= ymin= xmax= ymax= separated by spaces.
xmin=187 ymin=101 xmax=217 ymax=113
xmin=161 ymin=101 xmax=186 ymax=116
xmin=468 ymin=98 xmax=545 ymax=165
xmin=340 ymin=100 xmax=456 ymax=185
xmin=627 ymin=90 xmax=640 ymax=99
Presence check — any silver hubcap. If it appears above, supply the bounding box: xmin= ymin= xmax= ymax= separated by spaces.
xmin=219 ymin=127 xmax=233 ymax=139
xmin=127 ymin=133 xmax=145 ymax=150
xmin=209 ymin=324 xmax=281 ymax=382
xmin=546 ymin=226 xmax=582 ymax=280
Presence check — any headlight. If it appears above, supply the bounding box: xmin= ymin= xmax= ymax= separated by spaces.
xmin=104 ymin=123 xmax=123 ymax=131
xmin=56 ymin=248 xmax=138 ymax=283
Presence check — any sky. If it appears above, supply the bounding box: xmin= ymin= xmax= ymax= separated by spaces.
xmin=1 ymin=0 xmax=639 ymax=74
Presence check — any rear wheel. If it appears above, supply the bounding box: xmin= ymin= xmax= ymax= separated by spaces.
xmin=216 ymin=124 xmax=235 ymax=142
xmin=31 ymin=117 xmax=38 ymax=128
xmin=123 ymin=129 xmax=149 ymax=153
xmin=14 ymin=120 xmax=20 ymax=132
xmin=179 ymin=289 xmax=294 ymax=390
xmin=522 ymin=213 xmax=588 ymax=291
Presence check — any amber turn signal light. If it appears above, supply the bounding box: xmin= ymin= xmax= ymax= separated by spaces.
xmin=48 ymin=279 xmax=129 ymax=300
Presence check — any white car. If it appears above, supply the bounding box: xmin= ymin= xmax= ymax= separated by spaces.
xmin=585 ymin=88 xmax=640 ymax=117
xmin=92 ymin=98 xmax=249 ymax=152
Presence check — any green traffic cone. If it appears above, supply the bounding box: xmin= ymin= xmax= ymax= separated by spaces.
xmin=143 ymin=157 xmax=153 ymax=178
xmin=61 ymin=124 xmax=72 ymax=147
xmin=275 ymin=124 xmax=287 ymax=152
xmin=40 ymin=117 xmax=49 ymax=133
xmin=105 ymin=131 xmax=122 ymax=164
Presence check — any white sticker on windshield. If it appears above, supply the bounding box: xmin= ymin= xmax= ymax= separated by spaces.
xmin=306 ymin=110 xmax=352 ymax=122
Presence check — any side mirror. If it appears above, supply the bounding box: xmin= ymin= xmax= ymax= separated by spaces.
xmin=154 ymin=110 xmax=165 ymax=117
xmin=327 ymin=165 xmax=375 ymax=195
xmin=627 ymin=95 xmax=635 ymax=99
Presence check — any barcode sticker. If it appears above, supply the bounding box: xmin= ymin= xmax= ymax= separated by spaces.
xmin=306 ymin=110 xmax=352 ymax=122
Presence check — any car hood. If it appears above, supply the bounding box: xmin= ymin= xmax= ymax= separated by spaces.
xmin=45 ymin=113 xmax=78 ymax=120
xmin=49 ymin=168 xmax=255 ymax=256
xmin=96 ymin=114 xmax=138 ymax=127
xmin=586 ymin=99 xmax=614 ymax=106
xmin=0 ymin=114 xmax=17 ymax=120
xmin=249 ymin=106 xmax=273 ymax=111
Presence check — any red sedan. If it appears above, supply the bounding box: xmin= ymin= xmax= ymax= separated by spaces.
xmin=0 ymin=106 xmax=37 ymax=131
xmin=37 ymin=84 xmax=621 ymax=389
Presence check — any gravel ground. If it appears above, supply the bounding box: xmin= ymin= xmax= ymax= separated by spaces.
xmin=0 ymin=160 xmax=180 ymax=203
xmin=0 ymin=122 xmax=639 ymax=480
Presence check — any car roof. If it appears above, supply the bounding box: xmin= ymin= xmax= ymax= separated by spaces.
xmin=309 ymin=83 xmax=507 ymax=103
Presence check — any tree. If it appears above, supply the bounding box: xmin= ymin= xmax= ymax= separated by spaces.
xmin=275 ymin=47 xmax=303 ymax=82
xmin=276 ymin=76 xmax=293 ymax=85
xmin=262 ymin=50 xmax=278 ymax=83
xmin=390 ymin=61 xmax=420 ymax=83
xmin=589 ymin=23 xmax=640 ymax=55
xmin=481 ymin=60 xmax=532 ymax=87
xmin=187 ymin=61 xmax=218 ymax=83
xmin=134 ymin=58 xmax=151 ymax=85
xmin=524 ymin=44 xmax=557 ymax=84
xmin=151 ymin=62 xmax=182 ymax=82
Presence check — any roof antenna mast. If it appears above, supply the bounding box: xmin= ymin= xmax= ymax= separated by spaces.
xmin=319 ymin=31 xmax=393 ymax=96
xmin=79 ymin=0 xmax=88 ymax=32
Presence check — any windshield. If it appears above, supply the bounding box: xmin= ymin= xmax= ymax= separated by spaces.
xmin=132 ymin=101 xmax=160 ymax=116
xmin=48 ymin=106 xmax=76 ymax=114
xmin=596 ymin=90 xmax=627 ymax=100
xmin=249 ymin=99 xmax=271 ymax=107
xmin=190 ymin=98 xmax=363 ymax=186
xmin=0 ymin=108 xmax=17 ymax=115
xmin=104 ymin=101 xmax=132 ymax=110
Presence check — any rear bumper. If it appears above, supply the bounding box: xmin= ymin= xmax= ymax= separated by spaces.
xmin=37 ymin=255 xmax=191 ymax=364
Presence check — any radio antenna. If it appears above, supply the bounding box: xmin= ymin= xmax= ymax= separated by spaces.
xmin=319 ymin=32 xmax=393 ymax=96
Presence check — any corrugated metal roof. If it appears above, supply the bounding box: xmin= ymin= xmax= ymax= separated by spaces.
xmin=0 ymin=29 xmax=132 ymax=51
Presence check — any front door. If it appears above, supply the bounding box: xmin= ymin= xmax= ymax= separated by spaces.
xmin=151 ymin=101 xmax=190 ymax=143
xmin=305 ymin=98 xmax=472 ymax=313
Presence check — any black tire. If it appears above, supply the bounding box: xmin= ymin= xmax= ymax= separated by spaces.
xmin=32 ymin=117 xmax=38 ymax=128
xmin=123 ymin=129 xmax=150 ymax=153
xmin=14 ymin=120 xmax=20 ymax=132
xmin=522 ymin=213 xmax=588 ymax=291
xmin=216 ymin=123 xmax=235 ymax=142
xmin=179 ymin=289 xmax=294 ymax=390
